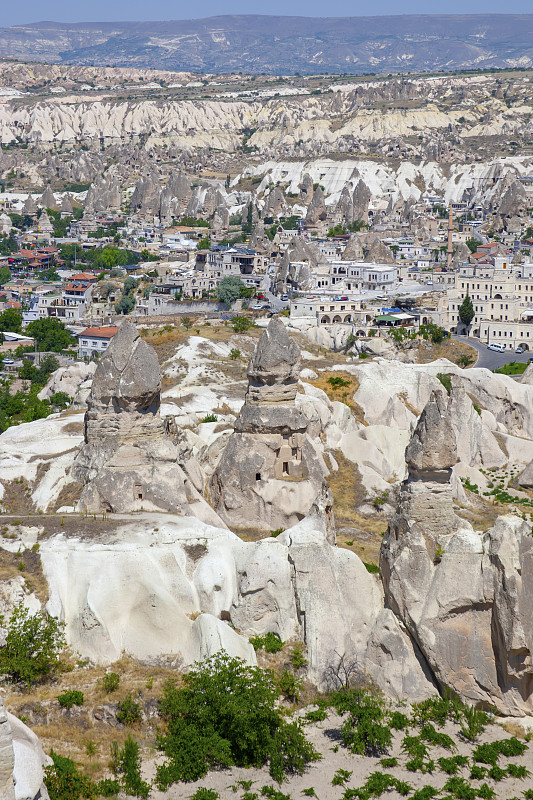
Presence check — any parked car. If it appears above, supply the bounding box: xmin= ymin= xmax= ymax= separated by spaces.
xmin=516 ymin=347 xmax=524 ymax=354
xmin=281 ymin=294 xmax=289 ymax=301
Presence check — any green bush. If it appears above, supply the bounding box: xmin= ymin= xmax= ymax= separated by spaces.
xmin=442 ymin=776 xmax=477 ymax=799
xmin=96 ymin=778 xmax=121 ymax=797
xmin=389 ymin=711 xmax=410 ymax=730
xmin=332 ymin=768 xmax=352 ymax=785
xmin=289 ymin=643 xmax=308 ymax=670
xmin=44 ymin=751 xmax=96 ymax=800
xmin=114 ymin=736 xmax=150 ymax=798
xmin=57 ymin=690 xmax=84 ymax=709
xmin=305 ymin=708 xmax=327 ymax=723
xmin=460 ymin=704 xmax=489 ymax=740
xmin=412 ymin=691 xmax=463 ymax=727
xmin=0 ymin=606 xmax=65 ymax=685
xmin=200 ymin=414 xmax=218 ymax=423
xmin=327 ymin=376 xmax=350 ymax=389
xmin=155 ymin=652 xmax=319 ymax=789
xmin=117 ymin=694 xmax=142 ymax=726
xmin=191 ymin=790 xmax=219 ymax=800
xmin=438 ymin=755 xmax=468 ymax=775
xmin=102 ymin=672 xmax=120 ymax=693
xmin=436 ymin=372 xmax=452 ymax=395
xmin=331 ymin=688 xmax=392 ymax=756
xmin=250 ymin=632 xmax=283 ymax=653
xmin=277 ymin=669 xmax=302 ymax=702
xmin=420 ymin=723 xmax=455 ymax=750
xmin=232 ymin=316 xmax=254 ymax=333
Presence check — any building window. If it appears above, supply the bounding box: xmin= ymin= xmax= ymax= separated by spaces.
xmin=282 ymin=462 xmax=289 ymax=476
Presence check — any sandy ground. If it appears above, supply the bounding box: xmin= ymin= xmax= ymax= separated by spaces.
xmin=140 ymin=710 xmax=533 ymax=800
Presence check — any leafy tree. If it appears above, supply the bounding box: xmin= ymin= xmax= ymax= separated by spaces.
xmin=49 ymin=391 xmax=71 ymax=409
xmin=156 ymin=652 xmax=319 ymax=789
xmin=0 ymin=606 xmax=65 ymax=685
xmin=140 ymin=248 xmax=158 ymax=261
xmin=38 ymin=267 xmax=60 ymax=281
xmin=0 ymin=234 xmax=18 ymax=257
xmin=179 ymin=217 xmax=210 ymax=228
xmin=197 ymin=236 xmax=211 ymax=250
xmin=115 ymin=294 xmax=135 ymax=315
xmin=466 ymin=237 xmax=479 ymax=254
xmin=216 ymin=276 xmax=245 ymax=305
xmin=242 ymin=204 xmax=254 ymax=234
xmin=123 ymin=276 xmax=138 ymax=294
xmin=232 ymin=316 xmax=254 ymax=333
xmin=44 ymin=750 xmax=96 ymax=800
xmin=0 ymin=265 xmax=12 ymax=285
xmin=0 ymin=307 xmax=22 ymax=333
xmin=26 ymin=318 xmax=75 ymax=352
xmin=114 ymin=737 xmax=150 ymax=798
xmin=7 ymin=213 xmax=33 ymax=232
xmin=327 ymin=224 xmax=348 ymax=237
xmin=458 ymin=294 xmax=475 ymax=328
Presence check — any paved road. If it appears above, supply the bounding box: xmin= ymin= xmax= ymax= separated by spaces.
xmin=263 ymin=288 xmax=288 ymax=312
xmin=453 ymin=335 xmax=532 ymax=370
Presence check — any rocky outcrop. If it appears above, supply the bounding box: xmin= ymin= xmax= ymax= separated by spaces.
xmin=210 ymin=318 xmax=328 ymax=532
xmin=352 ymin=178 xmax=371 ymax=222
xmin=299 ymin=172 xmax=314 ymax=205
xmin=39 ymin=184 xmax=56 ymax=210
xmin=305 ymin=186 xmax=327 ymax=225
xmin=380 ymin=389 xmax=533 ymax=715
xmin=130 ymin=172 xmax=161 ymax=217
xmin=264 ymin=185 xmax=285 ymax=218
xmin=334 ymin=186 xmax=353 ymax=226
xmin=365 ymin=238 xmax=395 ymax=264
xmin=159 ymin=170 xmax=192 ymax=222
xmin=0 ymin=699 xmax=49 ymax=800
xmin=22 ymin=195 xmax=38 ymax=218
xmin=341 ymin=234 xmax=364 ymax=261
xmin=40 ymin=491 xmax=386 ymax=689
xmin=72 ymin=322 xmax=217 ymax=523
xmin=84 ymin=174 xmax=122 ymax=214
xmin=37 ymin=362 xmax=96 ymax=402
xmin=0 ymin=700 xmax=14 ymax=800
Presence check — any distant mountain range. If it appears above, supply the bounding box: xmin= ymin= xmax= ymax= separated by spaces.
xmin=1 ymin=15 xmax=533 ymax=75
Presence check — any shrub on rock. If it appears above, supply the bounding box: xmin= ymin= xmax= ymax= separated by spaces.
xmin=155 ymin=651 xmax=319 ymax=788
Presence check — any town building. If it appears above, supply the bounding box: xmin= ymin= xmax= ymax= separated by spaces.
xmin=441 ymin=256 xmax=533 ymax=348
xmin=77 ymin=326 xmax=119 ymax=359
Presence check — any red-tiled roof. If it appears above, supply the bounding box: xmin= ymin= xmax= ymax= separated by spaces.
xmin=78 ymin=326 xmax=119 ymax=339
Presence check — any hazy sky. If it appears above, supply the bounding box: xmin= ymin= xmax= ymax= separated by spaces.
xmin=2 ymin=1 xmax=533 ymax=27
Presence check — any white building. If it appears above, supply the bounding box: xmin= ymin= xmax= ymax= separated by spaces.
xmin=442 ymin=257 xmax=533 ymax=348
xmin=329 ymin=261 xmax=398 ymax=292
xmin=77 ymin=326 xmax=119 ymax=359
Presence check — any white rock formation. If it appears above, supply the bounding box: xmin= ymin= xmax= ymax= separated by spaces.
xmin=210 ymin=318 xmax=328 ymax=533
xmin=37 ymin=361 xmax=96 ymax=401
xmin=381 ymin=390 xmax=533 ymax=715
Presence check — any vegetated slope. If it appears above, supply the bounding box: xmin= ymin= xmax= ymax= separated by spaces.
xmin=0 ymin=14 xmax=533 ymax=73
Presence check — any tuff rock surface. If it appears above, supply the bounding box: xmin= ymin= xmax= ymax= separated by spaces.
xmin=0 ymin=698 xmax=49 ymax=800
xmin=210 ymin=318 xmax=328 ymax=533
xmin=72 ymin=322 xmax=218 ymax=523
xmin=381 ymin=389 xmax=533 ymax=715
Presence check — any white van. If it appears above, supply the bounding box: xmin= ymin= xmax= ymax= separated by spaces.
xmin=488 ymin=343 xmax=505 ymax=353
